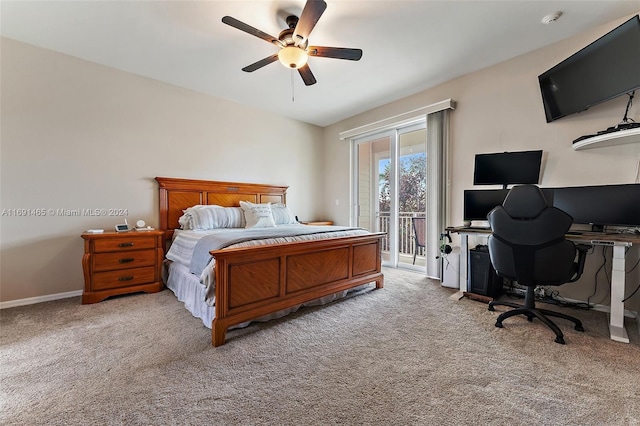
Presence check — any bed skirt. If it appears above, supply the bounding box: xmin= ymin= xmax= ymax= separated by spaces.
xmin=164 ymin=261 xmax=371 ymax=330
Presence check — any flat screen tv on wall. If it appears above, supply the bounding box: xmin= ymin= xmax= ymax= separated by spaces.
xmin=538 ymin=14 xmax=640 ymax=123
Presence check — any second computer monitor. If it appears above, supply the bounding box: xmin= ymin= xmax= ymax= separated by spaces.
xmin=552 ymin=184 xmax=640 ymax=230
xmin=463 ymin=187 xmax=554 ymax=223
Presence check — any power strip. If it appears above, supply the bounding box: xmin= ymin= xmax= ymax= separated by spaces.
xmin=590 ymin=240 xmax=615 ymax=246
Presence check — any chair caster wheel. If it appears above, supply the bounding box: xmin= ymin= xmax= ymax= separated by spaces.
xmin=526 ymin=315 xmax=534 ymax=322
xmin=488 ymin=304 xmax=495 ymax=312
xmin=495 ymin=321 xmax=503 ymax=328
xmin=555 ymin=336 xmax=565 ymax=344
xmin=575 ymin=325 xmax=585 ymax=332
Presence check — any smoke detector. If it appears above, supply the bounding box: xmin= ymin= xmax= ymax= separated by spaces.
xmin=542 ymin=11 xmax=563 ymax=24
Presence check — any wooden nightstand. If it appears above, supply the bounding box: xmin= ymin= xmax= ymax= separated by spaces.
xmin=300 ymin=221 xmax=334 ymax=226
xmin=81 ymin=230 xmax=164 ymax=304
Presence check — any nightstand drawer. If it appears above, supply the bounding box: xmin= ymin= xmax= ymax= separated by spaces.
xmin=92 ymin=266 xmax=157 ymax=291
xmin=94 ymin=236 xmax=156 ymax=253
xmin=93 ymin=249 xmax=156 ymax=272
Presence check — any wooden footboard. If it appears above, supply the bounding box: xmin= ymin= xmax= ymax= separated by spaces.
xmin=210 ymin=233 xmax=384 ymax=346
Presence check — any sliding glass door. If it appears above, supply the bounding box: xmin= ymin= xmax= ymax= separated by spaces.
xmin=348 ymin=108 xmax=450 ymax=278
xmin=353 ymin=123 xmax=427 ymax=270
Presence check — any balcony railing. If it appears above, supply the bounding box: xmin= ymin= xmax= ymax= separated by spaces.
xmin=378 ymin=212 xmax=426 ymax=258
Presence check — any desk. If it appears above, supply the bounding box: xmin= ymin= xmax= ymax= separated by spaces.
xmin=447 ymin=226 xmax=640 ymax=343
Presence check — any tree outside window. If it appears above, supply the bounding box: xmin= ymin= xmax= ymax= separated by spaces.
xmin=379 ymin=153 xmax=426 ymax=214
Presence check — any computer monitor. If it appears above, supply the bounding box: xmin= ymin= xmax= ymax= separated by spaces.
xmin=463 ymin=189 xmax=509 ymax=221
xmin=473 ymin=150 xmax=543 ymax=188
xmin=464 ymin=187 xmax=554 ymax=223
xmin=552 ymin=184 xmax=640 ymax=231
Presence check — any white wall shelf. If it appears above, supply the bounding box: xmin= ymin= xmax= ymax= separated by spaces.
xmin=572 ymin=127 xmax=640 ymax=150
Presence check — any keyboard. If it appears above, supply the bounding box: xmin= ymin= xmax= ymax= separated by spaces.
xmin=572 ymin=134 xmax=597 ymax=143
xmin=573 ymin=123 xmax=640 ymax=144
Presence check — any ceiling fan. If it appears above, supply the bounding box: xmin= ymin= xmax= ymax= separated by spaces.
xmin=222 ymin=0 xmax=363 ymax=86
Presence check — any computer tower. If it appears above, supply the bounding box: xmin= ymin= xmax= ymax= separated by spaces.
xmin=469 ymin=246 xmax=503 ymax=298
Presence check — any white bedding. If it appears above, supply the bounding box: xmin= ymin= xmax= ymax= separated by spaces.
xmin=167 ymin=225 xmax=369 ymax=269
xmin=163 ymin=225 xmax=373 ymax=328
xmin=167 ymin=225 xmax=370 ymax=305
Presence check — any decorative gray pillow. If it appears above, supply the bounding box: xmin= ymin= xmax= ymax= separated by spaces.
xmin=271 ymin=203 xmax=297 ymax=225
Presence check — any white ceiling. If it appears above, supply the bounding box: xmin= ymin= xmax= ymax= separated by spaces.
xmin=2 ymin=1 xmax=639 ymax=127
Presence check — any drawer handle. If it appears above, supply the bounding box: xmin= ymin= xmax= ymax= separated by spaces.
xmin=118 ymin=276 xmax=134 ymax=282
xmin=119 ymin=258 xmax=135 ymax=263
xmin=118 ymin=242 xmax=134 ymax=247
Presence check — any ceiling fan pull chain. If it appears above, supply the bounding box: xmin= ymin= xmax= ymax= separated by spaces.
xmin=291 ymin=69 xmax=295 ymax=102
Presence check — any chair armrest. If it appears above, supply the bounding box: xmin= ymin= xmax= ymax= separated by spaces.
xmin=569 ymin=244 xmax=591 ymax=283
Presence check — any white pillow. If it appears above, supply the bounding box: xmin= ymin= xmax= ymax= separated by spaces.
xmin=271 ymin=203 xmax=297 ymax=225
xmin=240 ymin=201 xmax=276 ymax=229
xmin=179 ymin=205 xmax=245 ymax=230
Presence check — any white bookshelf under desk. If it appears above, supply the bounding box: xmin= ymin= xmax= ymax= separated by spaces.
xmin=573 ymin=127 xmax=640 ymax=150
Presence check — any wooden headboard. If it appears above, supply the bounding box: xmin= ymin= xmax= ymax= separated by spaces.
xmin=155 ymin=177 xmax=288 ymax=241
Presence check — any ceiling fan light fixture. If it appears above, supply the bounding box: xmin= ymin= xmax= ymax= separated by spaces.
xmin=278 ymin=46 xmax=308 ymax=69
xmin=222 ymin=0 xmax=360 ymax=86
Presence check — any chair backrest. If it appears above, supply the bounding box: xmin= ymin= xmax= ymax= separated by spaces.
xmin=487 ymin=185 xmax=577 ymax=287
xmin=412 ymin=217 xmax=426 ymax=247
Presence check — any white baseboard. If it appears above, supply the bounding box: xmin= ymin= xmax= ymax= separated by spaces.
xmin=557 ymin=295 xmax=638 ymax=319
xmin=0 ymin=290 xmax=83 ymax=310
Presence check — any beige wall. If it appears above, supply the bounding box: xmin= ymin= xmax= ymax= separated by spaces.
xmin=0 ymin=37 xmax=324 ymax=303
xmin=321 ymin=15 xmax=640 ymax=311
xmin=2 ymin=13 xmax=639 ymax=312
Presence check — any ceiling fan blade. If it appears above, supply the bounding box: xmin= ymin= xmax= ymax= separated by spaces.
xmin=298 ymin=64 xmax=317 ymax=86
xmin=293 ymin=0 xmax=327 ymax=45
xmin=308 ymin=46 xmax=363 ymax=61
xmin=222 ymin=16 xmax=282 ymax=47
xmin=242 ymin=54 xmax=279 ymax=72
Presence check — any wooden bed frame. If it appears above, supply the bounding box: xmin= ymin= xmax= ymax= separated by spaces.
xmin=156 ymin=177 xmax=384 ymax=346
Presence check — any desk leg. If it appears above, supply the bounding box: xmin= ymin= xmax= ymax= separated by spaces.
xmin=609 ymin=244 xmax=629 ymax=343
xmin=460 ymin=235 xmax=469 ymax=293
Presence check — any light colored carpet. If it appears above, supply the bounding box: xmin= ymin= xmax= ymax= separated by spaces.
xmin=1 ymin=267 xmax=639 ymax=425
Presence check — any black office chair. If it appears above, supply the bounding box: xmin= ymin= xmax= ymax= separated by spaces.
xmin=412 ymin=217 xmax=426 ymax=265
xmin=487 ymin=185 xmax=590 ymax=344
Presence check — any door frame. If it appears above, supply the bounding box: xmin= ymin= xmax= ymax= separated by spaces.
xmin=351 ymin=120 xmax=427 ymax=270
